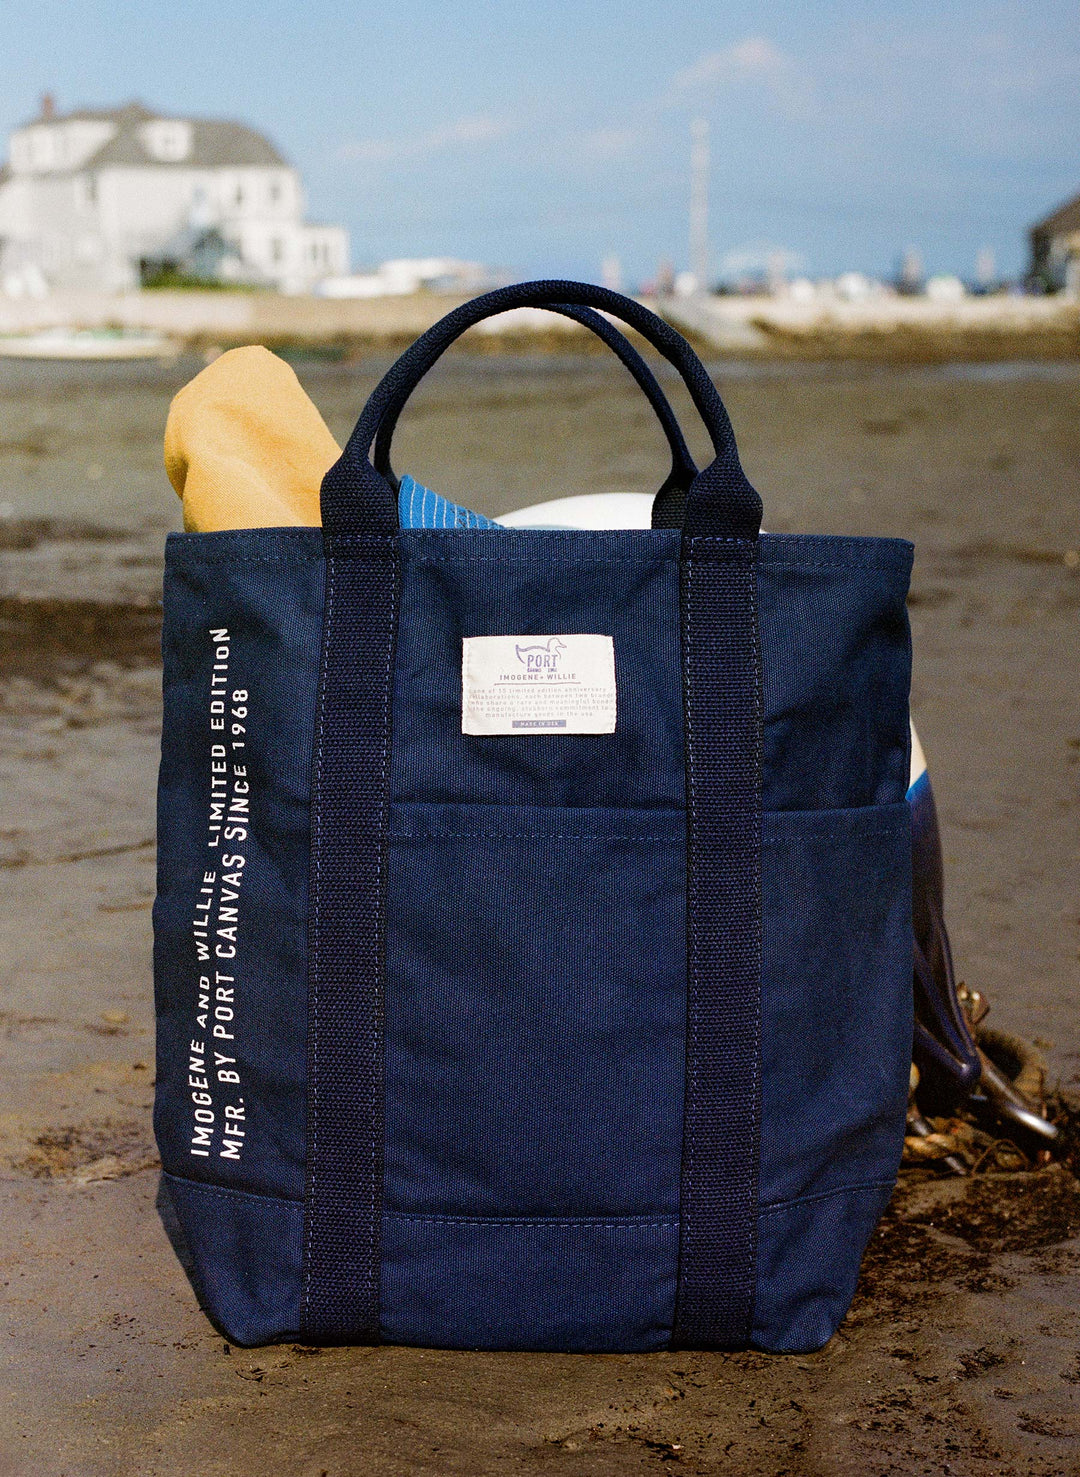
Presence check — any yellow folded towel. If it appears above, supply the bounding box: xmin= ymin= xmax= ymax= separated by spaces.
xmin=165 ymin=345 xmax=339 ymax=531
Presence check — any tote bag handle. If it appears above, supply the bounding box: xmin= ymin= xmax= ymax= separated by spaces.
xmin=372 ymin=301 xmax=698 ymax=512
xmin=321 ymin=280 xmax=762 ymax=541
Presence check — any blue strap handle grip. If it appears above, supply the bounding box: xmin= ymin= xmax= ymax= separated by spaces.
xmin=372 ymin=302 xmax=698 ymax=510
xmin=321 ymin=279 xmax=762 ymax=541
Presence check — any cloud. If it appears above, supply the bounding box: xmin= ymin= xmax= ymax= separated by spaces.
xmin=340 ymin=115 xmax=511 ymax=164
xmin=670 ymin=38 xmax=817 ymax=118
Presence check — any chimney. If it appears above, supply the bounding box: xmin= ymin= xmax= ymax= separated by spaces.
xmin=40 ymin=92 xmax=56 ymax=120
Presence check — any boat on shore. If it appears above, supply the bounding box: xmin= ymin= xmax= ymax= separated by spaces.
xmin=0 ymin=327 xmax=178 ymax=361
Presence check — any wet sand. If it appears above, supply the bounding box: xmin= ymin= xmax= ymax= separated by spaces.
xmin=1 ymin=353 xmax=1078 ymax=1474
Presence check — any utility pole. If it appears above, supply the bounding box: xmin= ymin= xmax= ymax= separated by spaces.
xmin=689 ymin=117 xmax=710 ymax=293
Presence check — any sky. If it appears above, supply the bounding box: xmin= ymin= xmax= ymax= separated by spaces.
xmin=2 ymin=1 xmax=1078 ymax=285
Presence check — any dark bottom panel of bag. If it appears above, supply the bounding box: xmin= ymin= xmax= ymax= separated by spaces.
xmin=162 ymin=1170 xmax=899 ymax=1355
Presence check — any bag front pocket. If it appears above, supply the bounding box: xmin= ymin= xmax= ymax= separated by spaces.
xmin=749 ymin=801 xmax=912 ymax=1352
xmin=758 ymin=801 xmax=913 ymax=1208
xmin=383 ymin=802 xmax=687 ymax=1222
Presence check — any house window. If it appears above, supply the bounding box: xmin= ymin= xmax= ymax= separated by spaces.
xmin=270 ymin=238 xmax=284 ymax=264
xmin=269 ymin=178 xmax=282 ymax=206
xmin=77 ymin=173 xmax=98 ymax=208
xmin=141 ymin=121 xmax=192 ymax=162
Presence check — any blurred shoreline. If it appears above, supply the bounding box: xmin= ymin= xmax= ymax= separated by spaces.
xmin=1 ymin=287 xmax=1079 ymax=362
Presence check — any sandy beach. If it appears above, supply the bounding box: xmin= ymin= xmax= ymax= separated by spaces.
xmin=1 ymin=349 xmax=1078 ymax=1474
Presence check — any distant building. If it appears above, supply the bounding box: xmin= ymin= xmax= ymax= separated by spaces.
xmin=317 ymin=258 xmax=501 ymax=298
xmin=1029 ymin=194 xmax=1080 ymax=293
xmin=0 ymin=98 xmax=348 ymax=293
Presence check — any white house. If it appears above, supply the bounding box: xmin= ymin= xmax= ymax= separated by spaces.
xmin=0 ymin=98 xmax=349 ymax=294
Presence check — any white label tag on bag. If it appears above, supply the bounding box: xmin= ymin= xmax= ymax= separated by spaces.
xmin=461 ymin=634 xmax=617 ymax=735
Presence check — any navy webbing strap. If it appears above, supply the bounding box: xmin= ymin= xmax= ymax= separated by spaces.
xmin=299 ymin=520 xmax=399 ymax=1343
xmin=303 ymin=279 xmax=763 ymax=1347
xmin=371 ymin=302 xmax=698 ymax=511
xmin=330 ymin=280 xmax=762 ymax=541
xmin=672 ymin=535 xmax=764 ymax=1349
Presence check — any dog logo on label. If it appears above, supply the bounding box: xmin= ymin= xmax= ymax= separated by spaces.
xmin=514 ymin=636 xmax=567 ymax=671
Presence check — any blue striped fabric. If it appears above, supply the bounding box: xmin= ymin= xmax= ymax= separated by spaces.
xmin=398 ymin=474 xmax=496 ymax=530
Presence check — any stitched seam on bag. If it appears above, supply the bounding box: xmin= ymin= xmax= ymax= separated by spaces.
xmin=760 ymin=558 xmax=911 ymax=572
xmin=400 ymin=528 xmax=675 ymax=537
xmin=748 ymin=542 xmax=764 ymax=1283
xmin=302 ymin=547 xmax=333 ymax=1316
xmin=763 ymin=534 xmax=908 ymax=546
xmin=167 ymin=555 xmax=324 ymax=565
xmin=168 ymin=528 xmax=319 ymax=539
xmin=387 ymin=830 xmax=684 ymax=841
xmin=758 ymin=1178 xmax=896 ymax=1216
xmin=165 ymin=554 xmax=904 ymax=571
xmin=167 ymin=529 xmax=322 ymax=553
xmin=165 ymin=1176 xmax=895 ymax=1219
xmin=761 ymin=828 xmax=908 ymax=844
xmin=762 ymin=539 xmax=912 ymax=563
xmin=401 ymin=533 xmax=676 ymax=544
xmin=406 ymin=555 xmax=681 ymax=565
xmin=383 ymin=1212 xmax=678 ymax=1229
xmin=164 ymin=1171 xmax=303 ymax=1207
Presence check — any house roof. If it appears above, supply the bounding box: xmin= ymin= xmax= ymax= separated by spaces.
xmin=14 ymin=101 xmax=288 ymax=172
xmin=1031 ymin=192 xmax=1080 ymax=239
xmin=16 ymin=101 xmax=154 ymax=129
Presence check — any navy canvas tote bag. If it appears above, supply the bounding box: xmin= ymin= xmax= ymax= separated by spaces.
xmin=153 ymin=280 xmax=914 ymax=1353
